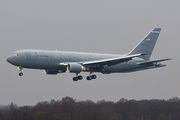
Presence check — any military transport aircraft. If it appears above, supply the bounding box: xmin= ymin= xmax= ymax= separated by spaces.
xmin=6 ymin=28 xmax=171 ymax=81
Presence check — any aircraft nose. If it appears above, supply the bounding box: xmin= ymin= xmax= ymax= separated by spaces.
xmin=6 ymin=56 xmax=14 ymax=64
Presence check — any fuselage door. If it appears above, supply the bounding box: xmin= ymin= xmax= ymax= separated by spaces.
xmin=26 ymin=53 xmax=31 ymax=60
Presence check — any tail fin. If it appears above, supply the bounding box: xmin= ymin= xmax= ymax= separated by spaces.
xmin=128 ymin=28 xmax=161 ymax=60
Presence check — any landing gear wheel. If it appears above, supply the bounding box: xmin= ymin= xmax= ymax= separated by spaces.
xmin=73 ymin=77 xmax=78 ymax=81
xmin=19 ymin=72 xmax=23 ymax=76
xmin=91 ymin=75 xmax=97 ymax=79
xmin=78 ymin=76 xmax=83 ymax=80
xmin=86 ymin=76 xmax=92 ymax=80
xmin=73 ymin=75 xmax=83 ymax=81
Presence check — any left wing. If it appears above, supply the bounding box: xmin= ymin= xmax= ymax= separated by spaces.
xmin=82 ymin=53 xmax=145 ymax=68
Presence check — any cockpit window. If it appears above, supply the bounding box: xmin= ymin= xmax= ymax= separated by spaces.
xmin=14 ymin=53 xmax=18 ymax=56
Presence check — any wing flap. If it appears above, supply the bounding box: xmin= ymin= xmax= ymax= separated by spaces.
xmin=137 ymin=58 xmax=172 ymax=65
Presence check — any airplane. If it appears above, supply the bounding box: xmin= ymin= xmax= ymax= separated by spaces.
xmin=6 ymin=28 xmax=171 ymax=81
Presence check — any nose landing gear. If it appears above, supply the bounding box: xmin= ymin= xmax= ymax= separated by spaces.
xmin=17 ymin=66 xmax=23 ymax=76
xmin=19 ymin=72 xmax=23 ymax=76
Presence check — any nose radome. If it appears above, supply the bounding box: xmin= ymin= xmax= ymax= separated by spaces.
xmin=6 ymin=56 xmax=11 ymax=63
xmin=6 ymin=56 xmax=13 ymax=64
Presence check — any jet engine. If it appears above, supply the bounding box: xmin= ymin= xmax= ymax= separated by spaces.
xmin=68 ymin=63 xmax=89 ymax=73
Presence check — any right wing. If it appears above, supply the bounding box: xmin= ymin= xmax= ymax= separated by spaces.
xmin=60 ymin=53 xmax=145 ymax=68
xmin=82 ymin=53 xmax=145 ymax=68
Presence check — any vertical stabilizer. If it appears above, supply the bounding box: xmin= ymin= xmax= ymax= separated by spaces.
xmin=128 ymin=28 xmax=161 ymax=60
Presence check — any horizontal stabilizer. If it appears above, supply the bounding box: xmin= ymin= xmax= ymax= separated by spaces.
xmin=137 ymin=58 xmax=172 ymax=65
xmin=123 ymin=64 xmax=167 ymax=73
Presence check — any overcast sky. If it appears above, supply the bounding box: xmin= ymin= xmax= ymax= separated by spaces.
xmin=0 ymin=0 xmax=179 ymax=105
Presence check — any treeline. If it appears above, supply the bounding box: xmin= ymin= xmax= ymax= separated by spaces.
xmin=0 ymin=97 xmax=180 ymax=120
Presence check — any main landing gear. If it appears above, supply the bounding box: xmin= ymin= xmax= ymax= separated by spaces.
xmin=73 ymin=73 xmax=97 ymax=81
xmin=86 ymin=72 xmax=97 ymax=80
xmin=86 ymin=75 xmax=97 ymax=80
xmin=73 ymin=73 xmax=83 ymax=81
xmin=17 ymin=66 xmax=23 ymax=76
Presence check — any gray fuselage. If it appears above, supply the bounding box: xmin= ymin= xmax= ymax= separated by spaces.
xmin=7 ymin=49 xmax=148 ymax=74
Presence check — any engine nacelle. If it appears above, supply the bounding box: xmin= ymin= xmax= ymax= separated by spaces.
xmin=68 ymin=63 xmax=89 ymax=73
xmin=44 ymin=69 xmax=66 ymax=74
